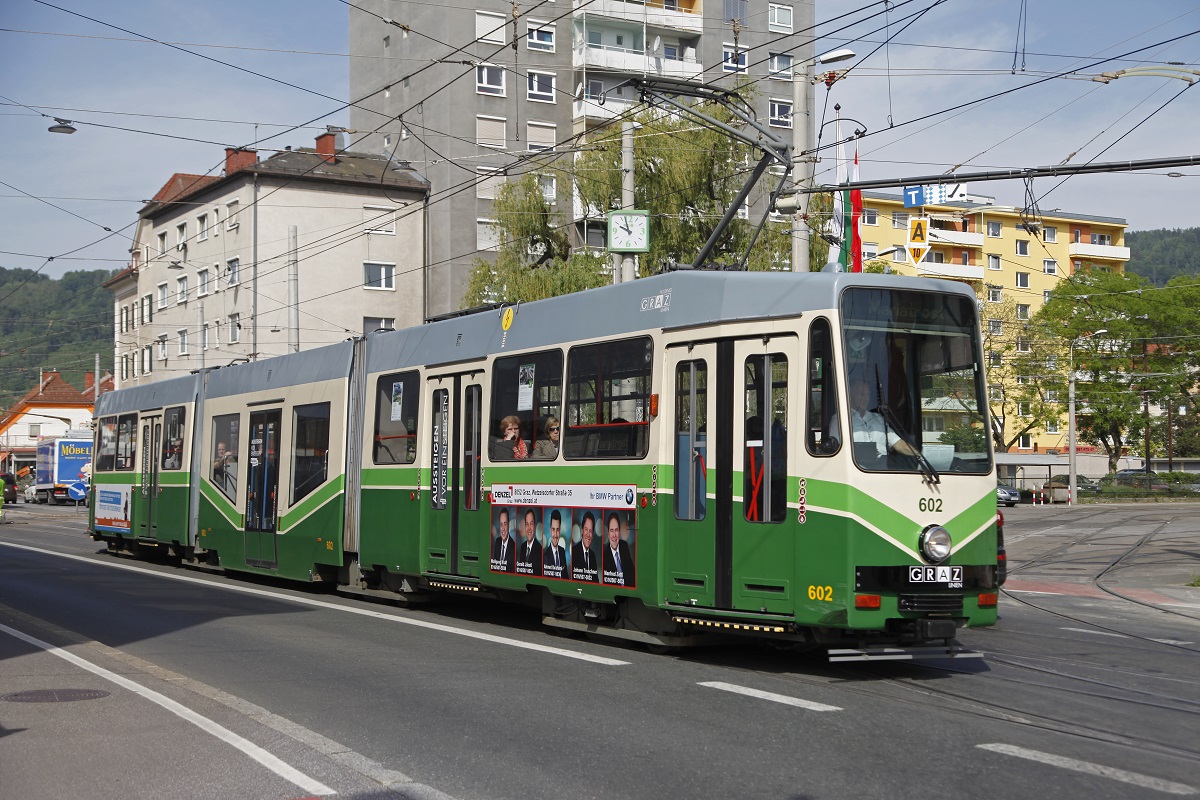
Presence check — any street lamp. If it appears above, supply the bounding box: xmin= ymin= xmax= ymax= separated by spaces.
xmin=787 ymin=47 xmax=856 ymax=273
xmin=1068 ymin=329 xmax=1107 ymax=505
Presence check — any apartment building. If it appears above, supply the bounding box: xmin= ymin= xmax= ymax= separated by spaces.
xmin=109 ymin=133 xmax=429 ymax=388
xmin=853 ymin=190 xmax=1130 ymax=454
xmin=349 ymin=0 xmax=817 ymax=317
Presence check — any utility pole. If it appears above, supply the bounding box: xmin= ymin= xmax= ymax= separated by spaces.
xmin=288 ymin=226 xmax=299 ymax=353
xmin=620 ymin=121 xmax=636 ymax=284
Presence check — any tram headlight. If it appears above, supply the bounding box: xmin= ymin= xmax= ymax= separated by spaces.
xmin=919 ymin=525 xmax=953 ymax=563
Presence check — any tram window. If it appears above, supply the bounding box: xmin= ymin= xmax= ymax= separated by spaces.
xmin=292 ymin=402 xmax=330 ymax=505
xmin=211 ymin=413 xmax=239 ymax=500
xmin=564 ymin=337 xmax=651 ymax=460
xmin=674 ymin=360 xmax=707 ymax=521
xmin=115 ymin=413 xmax=137 ymax=471
xmin=489 ymin=350 xmax=562 ymax=461
xmin=373 ymin=371 xmax=418 ymax=465
xmin=96 ymin=416 xmax=118 ymax=471
xmin=431 ymin=389 xmax=449 ymax=509
xmin=744 ymin=354 xmax=787 ymax=523
xmin=161 ymin=406 xmax=186 ymax=470
xmin=806 ymin=319 xmax=839 ymax=457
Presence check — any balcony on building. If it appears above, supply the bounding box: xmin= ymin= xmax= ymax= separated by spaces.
xmin=1068 ymin=241 xmax=1130 ymax=260
xmin=916 ymin=261 xmax=984 ymax=281
xmin=575 ymin=0 xmax=703 ymax=34
xmin=573 ymin=20 xmax=701 ymax=80
xmin=929 ymin=228 xmax=984 ymax=248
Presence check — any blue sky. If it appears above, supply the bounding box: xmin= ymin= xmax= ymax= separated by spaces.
xmin=2 ymin=0 xmax=1198 ymax=279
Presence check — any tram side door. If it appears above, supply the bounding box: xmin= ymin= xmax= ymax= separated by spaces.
xmin=663 ymin=342 xmax=723 ymax=609
xmin=423 ymin=373 xmax=484 ymax=578
xmin=244 ymin=409 xmax=281 ymax=569
xmin=729 ymin=336 xmax=798 ymax=614
xmin=137 ymin=414 xmax=162 ymax=539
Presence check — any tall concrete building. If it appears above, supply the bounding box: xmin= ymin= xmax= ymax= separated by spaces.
xmin=349 ymin=0 xmax=816 ymax=317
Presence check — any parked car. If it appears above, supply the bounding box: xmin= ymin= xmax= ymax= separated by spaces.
xmin=1113 ymin=469 xmax=1169 ymax=491
xmin=1043 ymin=474 xmax=1101 ymax=495
xmin=1 ymin=472 xmax=17 ymax=504
xmin=997 ymin=483 xmax=1020 ymax=507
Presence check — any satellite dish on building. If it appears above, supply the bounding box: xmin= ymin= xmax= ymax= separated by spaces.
xmin=575 ymin=82 xmax=584 ymax=100
xmin=652 ymin=36 xmax=662 ymax=54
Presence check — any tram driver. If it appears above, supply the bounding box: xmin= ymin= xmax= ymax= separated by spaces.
xmin=841 ymin=375 xmax=919 ymax=459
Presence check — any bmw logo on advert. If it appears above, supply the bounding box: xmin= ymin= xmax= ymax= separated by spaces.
xmin=625 ymin=489 xmax=634 ymax=506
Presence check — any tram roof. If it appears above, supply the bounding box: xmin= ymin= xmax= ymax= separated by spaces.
xmin=95 ymin=373 xmax=200 ymax=416
xmin=366 ymin=270 xmax=977 ymax=373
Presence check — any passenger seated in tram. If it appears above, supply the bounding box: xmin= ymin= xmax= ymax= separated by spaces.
xmin=532 ymin=416 xmax=560 ymax=459
xmin=491 ymin=415 xmax=529 ymax=460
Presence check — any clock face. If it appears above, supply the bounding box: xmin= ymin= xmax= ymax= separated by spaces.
xmin=608 ymin=212 xmax=649 ymax=252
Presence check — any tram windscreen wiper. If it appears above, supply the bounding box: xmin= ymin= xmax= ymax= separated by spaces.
xmin=874 ymin=368 xmax=940 ymax=485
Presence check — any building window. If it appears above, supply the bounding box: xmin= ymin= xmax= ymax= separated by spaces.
xmin=476 ymin=64 xmax=505 ymax=96
xmin=364 ymin=205 xmax=397 ymax=235
xmin=988 ymin=287 xmax=1002 ymax=303
xmin=227 ymin=257 xmax=240 ymax=286
xmin=1016 ymin=272 xmax=1029 ymax=289
xmin=157 ymin=282 xmax=169 ymax=309
xmin=768 ymin=3 xmax=793 ymax=32
xmin=477 ymin=115 xmax=506 ymax=149
xmin=1043 ymin=259 xmax=1057 ymax=275
xmin=176 ymin=276 xmax=188 ymax=304
xmin=988 ymin=254 xmax=1001 ymax=270
xmin=526 ymin=20 xmax=554 ymax=51
xmin=587 ymin=30 xmax=602 ymax=46
xmin=476 ymin=168 xmax=505 ymax=200
xmin=197 ymin=213 xmax=209 ymax=241
xmin=862 ymin=242 xmax=878 ymax=260
xmin=527 ymin=121 xmax=556 ymax=151
xmin=477 ymin=219 xmax=501 ymax=251
xmin=476 ymin=10 xmax=505 ymax=43
xmin=1043 ymin=225 xmax=1057 ymax=243
xmin=1017 ymin=337 xmax=1030 ymax=352
xmin=202 ymin=323 xmax=210 ymax=351
xmin=141 ymin=294 xmax=152 ymax=324
xmin=1016 ymin=239 xmax=1029 ymax=256
xmin=526 ymin=71 xmax=555 ymax=103
xmin=1018 ymin=434 xmax=1031 ymax=449
xmin=892 ymin=212 xmax=909 ymax=229
xmin=768 ymin=99 xmax=792 ymax=128
xmin=364 ymin=261 xmax=395 ymax=290
xmin=364 ymin=317 xmax=395 ymax=334
xmin=1044 ymin=290 xmax=1052 ymax=304
xmin=988 ymin=319 xmax=1002 ymax=336
xmin=930 ymin=251 xmax=945 ymax=263
xmin=158 ymin=336 xmax=168 ymax=360
xmin=1091 ymin=233 xmax=1112 ymax=246
xmin=1046 ymin=420 xmax=1059 ymax=434
xmin=176 ymin=223 xmax=187 ymax=251
xmin=987 ymin=220 xmax=1001 ymax=237
xmin=157 ymin=232 xmax=168 ymax=257
xmin=988 ymin=351 xmax=1002 ymax=367
xmin=226 ymin=199 xmax=240 ymax=229
xmin=1017 ymin=303 xmax=1030 ymax=320
xmin=142 ymin=346 xmax=153 ymax=374
xmin=892 ymin=248 xmax=907 ymax=263
xmin=768 ymin=53 xmax=793 ymax=79
xmin=1017 ymin=402 xmax=1030 ymax=417
xmin=861 ymin=208 xmax=878 ymax=225
xmin=538 ymin=174 xmax=556 ymax=202
xmin=722 ymin=45 xmax=746 ymax=73
xmin=229 ymin=313 xmax=241 ymax=343
xmin=197 ymin=268 xmax=210 ymax=296
xmin=1045 ymin=389 xmax=1059 ymax=402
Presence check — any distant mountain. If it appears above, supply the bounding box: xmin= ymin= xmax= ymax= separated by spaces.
xmin=0 ymin=268 xmax=116 ymax=412
xmin=1125 ymin=228 xmax=1200 ymax=286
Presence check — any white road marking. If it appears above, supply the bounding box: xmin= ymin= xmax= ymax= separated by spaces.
xmin=977 ymin=744 xmax=1196 ymax=795
xmin=1061 ymin=627 xmax=1128 ymax=639
xmin=0 ymin=541 xmax=629 ymax=666
xmin=0 ymin=623 xmax=336 ymax=797
xmin=698 ymin=681 xmax=842 ymax=712
xmin=1006 ymin=589 xmax=1066 ymax=596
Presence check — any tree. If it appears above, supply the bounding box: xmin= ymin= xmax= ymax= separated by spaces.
xmin=1037 ymin=268 xmax=1189 ymax=472
xmin=462 ymin=175 xmax=610 ymax=307
xmin=979 ymin=296 xmax=1063 ymax=452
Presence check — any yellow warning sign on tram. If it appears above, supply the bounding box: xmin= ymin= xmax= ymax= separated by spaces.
xmin=500 ymin=306 xmax=515 ymax=331
xmin=907 ymin=216 xmax=930 ymax=264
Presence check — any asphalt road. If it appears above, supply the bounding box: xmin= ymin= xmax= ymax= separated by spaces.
xmin=1 ymin=501 xmax=1198 ymax=800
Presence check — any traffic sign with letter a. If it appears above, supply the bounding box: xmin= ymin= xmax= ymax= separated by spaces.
xmin=908 ymin=217 xmax=929 ymax=245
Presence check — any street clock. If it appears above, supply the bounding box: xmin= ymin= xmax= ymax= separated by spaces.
xmin=607 ymin=210 xmax=650 ymax=253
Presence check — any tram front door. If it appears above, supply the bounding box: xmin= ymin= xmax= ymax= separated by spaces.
xmin=244 ymin=409 xmax=280 ymax=568
xmin=137 ymin=414 xmax=162 ymax=540
xmin=423 ymin=373 xmax=484 ymax=578
xmin=664 ymin=336 xmax=797 ymax=614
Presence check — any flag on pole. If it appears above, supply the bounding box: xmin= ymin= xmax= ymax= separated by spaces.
xmin=831 ymin=115 xmax=846 ymax=268
xmin=849 ymin=146 xmax=863 ymax=272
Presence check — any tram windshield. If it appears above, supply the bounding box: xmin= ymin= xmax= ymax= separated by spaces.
xmin=839 ymin=287 xmax=991 ymax=476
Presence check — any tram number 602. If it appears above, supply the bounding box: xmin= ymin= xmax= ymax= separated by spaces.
xmin=807 ymin=585 xmax=834 ymax=602
xmin=918 ymin=497 xmax=943 ymax=513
